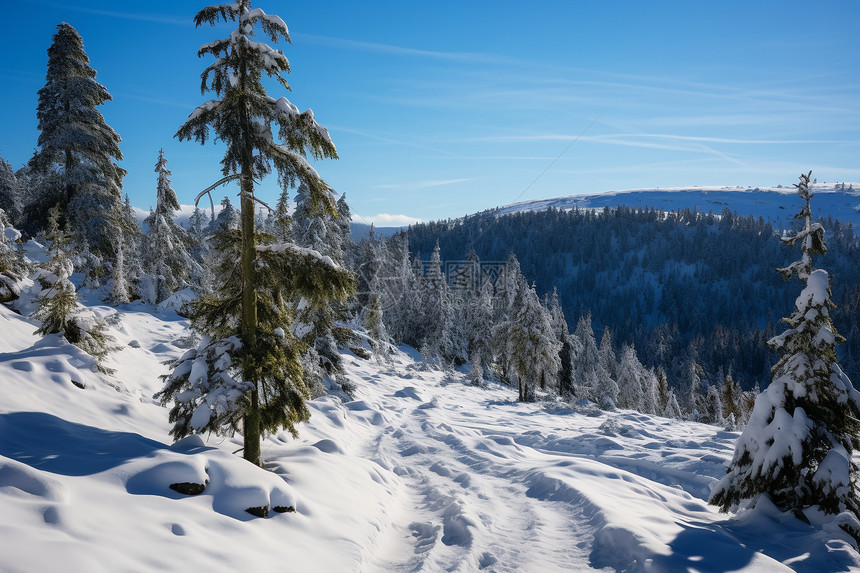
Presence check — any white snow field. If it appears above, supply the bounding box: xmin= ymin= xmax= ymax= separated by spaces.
xmin=1 ymin=300 xmax=859 ymax=572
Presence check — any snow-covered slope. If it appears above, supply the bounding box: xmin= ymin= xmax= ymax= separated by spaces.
xmin=2 ymin=301 xmax=859 ymax=572
xmin=495 ymin=184 xmax=860 ymax=228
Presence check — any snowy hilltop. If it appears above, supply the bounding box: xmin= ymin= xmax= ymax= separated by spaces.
xmin=494 ymin=183 xmax=860 ymax=228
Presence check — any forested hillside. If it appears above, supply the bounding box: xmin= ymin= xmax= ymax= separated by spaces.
xmin=404 ymin=206 xmax=860 ymax=392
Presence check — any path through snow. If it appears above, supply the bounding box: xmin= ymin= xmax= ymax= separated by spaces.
xmin=1 ymin=303 xmax=859 ymax=572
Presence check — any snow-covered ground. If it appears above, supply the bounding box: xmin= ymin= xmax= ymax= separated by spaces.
xmin=1 ymin=301 xmax=859 ymax=572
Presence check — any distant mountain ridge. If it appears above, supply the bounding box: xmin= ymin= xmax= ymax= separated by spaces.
xmin=493 ymin=184 xmax=860 ymax=228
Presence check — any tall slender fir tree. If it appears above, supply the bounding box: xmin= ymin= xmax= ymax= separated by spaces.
xmin=158 ymin=1 xmax=353 ymax=466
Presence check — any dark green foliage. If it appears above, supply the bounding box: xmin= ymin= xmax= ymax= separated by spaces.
xmin=163 ymin=1 xmax=349 ymax=465
xmin=155 ymin=228 xmax=354 ymax=440
xmin=26 ymin=23 xmax=125 ymax=260
xmin=32 ymin=207 xmax=117 ymax=371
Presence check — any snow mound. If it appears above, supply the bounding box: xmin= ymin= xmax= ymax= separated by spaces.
xmin=1 ymin=299 xmax=859 ymax=571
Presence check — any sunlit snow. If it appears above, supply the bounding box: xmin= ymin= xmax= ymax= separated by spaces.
xmin=1 ymin=298 xmax=859 ymax=571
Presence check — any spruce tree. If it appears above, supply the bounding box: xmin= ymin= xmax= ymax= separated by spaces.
xmin=293 ymin=183 xmax=354 ymax=374
xmin=497 ymin=284 xmax=561 ymax=401
xmin=117 ymin=194 xmax=145 ymax=299
xmin=27 ymin=23 xmax=125 ymax=259
xmin=572 ymin=312 xmax=600 ymax=402
xmin=616 ymin=344 xmax=645 ymax=411
xmin=142 ymin=149 xmax=202 ymax=304
xmin=0 ymin=158 xmax=21 ymax=226
xmin=159 ymin=1 xmax=353 ymax=466
xmin=0 ymin=208 xmax=27 ymax=303
xmin=107 ymin=231 xmax=130 ymax=305
xmin=596 ymin=326 xmax=620 ymax=408
xmin=710 ymin=172 xmax=860 ymax=522
xmin=32 ymin=207 xmax=116 ymax=370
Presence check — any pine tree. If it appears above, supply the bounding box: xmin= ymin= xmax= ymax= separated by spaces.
xmin=721 ymin=372 xmax=741 ymax=422
xmin=0 ymin=208 xmax=28 ymax=303
xmin=32 ymin=207 xmax=116 ymax=370
xmin=492 ymin=252 xmax=527 ymax=384
xmin=616 ymin=344 xmax=645 ymax=411
xmin=419 ymin=241 xmax=457 ymax=363
xmin=270 ymin=186 xmax=292 ymax=243
xmin=159 ymin=1 xmax=352 ymax=466
xmin=107 ymin=231 xmax=130 ymax=305
xmin=497 ymin=283 xmax=561 ymax=401
xmin=208 ymin=196 xmax=240 ymax=234
xmin=142 ymin=149 xmax=202 ymax=304
xmin=464 ymin=252 xmax=494 ymax=373
xmin=596 ymin=326 xmax=620 ymax=409
xmin=572 ymin=312 xmax=600 ymax=402
xmin=656 ymin=367 xmax=670 ymax=411
xmin=117 ymin=194 xmax=144 ymax=299
xmin=0 ymin=158 xmax=22 ymax=226
xmin=662 ymin=389 xmax=683 ymax=419
xmin=26 ymin=23 xmax=125 ymax=260
xmin=710 ymin=172 xmax=860 ymax=522
xmin=293 ymin=183 xmax=354 ymax=374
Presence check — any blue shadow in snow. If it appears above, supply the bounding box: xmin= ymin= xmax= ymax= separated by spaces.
xmin=649 ymin=522 xmax=757 ymax=573
xmin=0 ymin=411 xmax=167 ymax=476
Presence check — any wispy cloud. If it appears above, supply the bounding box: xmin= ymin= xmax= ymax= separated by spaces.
xmin=330 ymin=125 xmax=459 ymax=156
xmin=474 ymin=133 xmax=846 ymax=146
xmin=294 ymin=33 xmax=502 ymax=64
xmin=54 ymin=4 xmax=190 ymax=26
xmin=113 ymin=92 xmax=196 ymax=110
xmin=374 ymin=178 xmax=476 ymax=191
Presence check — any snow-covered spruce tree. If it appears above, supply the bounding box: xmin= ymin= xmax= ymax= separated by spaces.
xmin=156 ymin=225 xmax=351 ymax=444
xmin=32 ymin=207 xmax=116 ymax=371
xmin=270 ymin=185 xmax=292 ymax=243
xmin=158 ymin=1 xmax=353 ymax=466
xmin=419 ymin=241 xmax=458 ymax=364
xmin=0 ymin=207 xmax=28 ymax=303
xmin=107 ymin=230 xmax=130 ymax=305
xmin=572 ymin=312 xmax=600 ymax=402
xmin=26 ymin=23 xmax=125 ymax=260
xmin=208 ymin=196 xmax=240 ymax=234
xmin=0 ymin=157 xmax=22 ymax=226
xmin=495 ymin=283 xmax=561 ymax=402
xmin=142 ymin=149 xmax=202 ymax=304
xmin=293 ymin=182 xmax=355 ymax=374
xmin=721 ymin=372 xmax=742 ymax=425
xmin=616 ymin=343 xmax=645 ymax=411
xmin=383 ymin=230 xmax=419 ymax=345
xmin=596 ymin=326 xmax=620 ymax=409
xmin=491 ymin=252 xmax=527 ymax=384
xmin=117 ymin=194 xmax=145 ymax=298
xmin=710 ymin=171 xmax=860 ymax=523
xmin=463 ymin=251 xmax=495 ymax=374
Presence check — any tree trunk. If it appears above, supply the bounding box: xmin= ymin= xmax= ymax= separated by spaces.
xmin=240 ymin=168 xmax=260 ymax=466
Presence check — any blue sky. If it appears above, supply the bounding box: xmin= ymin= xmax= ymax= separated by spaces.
xmin=1 ymin=1 xmax=858 ymax=226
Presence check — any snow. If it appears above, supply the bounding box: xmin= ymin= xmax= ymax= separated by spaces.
xmin=255 ymin=242 xmax=339 ymax=269
xmin=496 ymin=183 xmax=860 ymax=228
xmin=187 ymin=100 xmax=220 ymax=122
xmin=2 ymin=297 xmax=860 ymax=570
xmin=3 ymin=226 xmax=20 ymax=242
